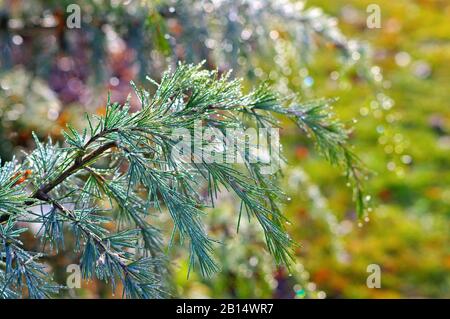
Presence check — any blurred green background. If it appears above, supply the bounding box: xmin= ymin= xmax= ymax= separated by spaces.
xmin=0 ymin=0 xmax=448 ymax=298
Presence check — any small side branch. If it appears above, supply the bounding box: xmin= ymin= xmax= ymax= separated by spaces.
xmin=34 ymin=140 xmax=118 ymax=197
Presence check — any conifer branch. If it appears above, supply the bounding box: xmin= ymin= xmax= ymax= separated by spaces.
xmin=0 ymin=62 xmax=367 ymax=298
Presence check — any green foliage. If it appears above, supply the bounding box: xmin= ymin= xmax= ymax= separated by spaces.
xmin=0 ymin=62 xmax=364 ymax=298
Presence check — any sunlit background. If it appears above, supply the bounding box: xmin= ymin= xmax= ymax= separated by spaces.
xmin=0 ymin=0 xmax=448 ymax=298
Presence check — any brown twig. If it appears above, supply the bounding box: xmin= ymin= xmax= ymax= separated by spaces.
xmin=33 ymin=140 xmax=118 ymax=198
